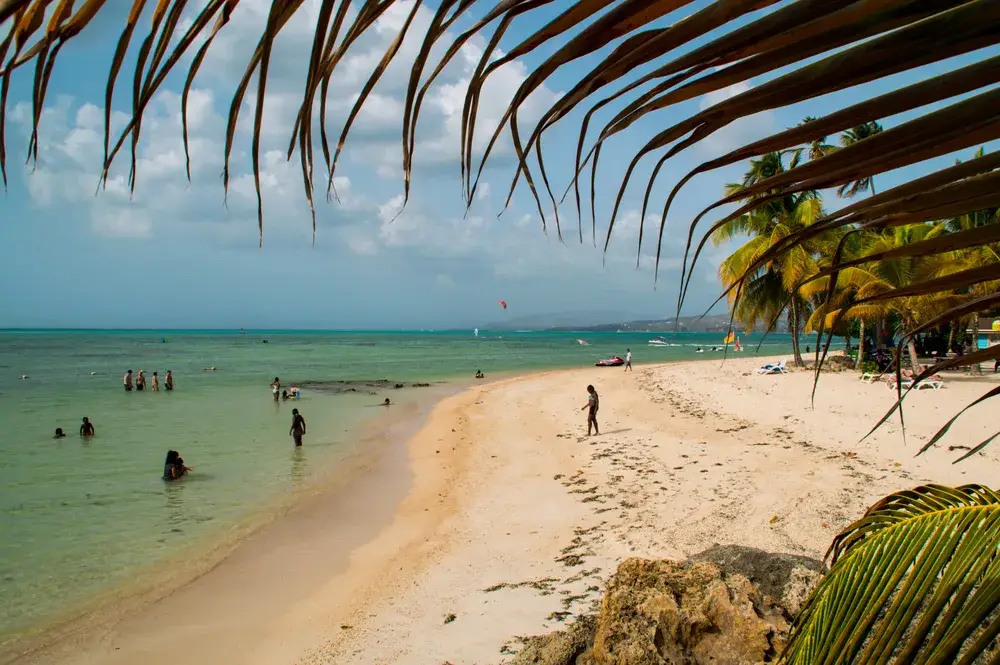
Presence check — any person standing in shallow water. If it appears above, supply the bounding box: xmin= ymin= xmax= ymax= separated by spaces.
xmin=271 ymin=377 xmax=281 ymax=402
xmin=123 ymin=369 xmax=133 ymax=392
xmin=165 ymin=370 xmax=174 ymax=391
xmin=581 ymin=385 xmax=599 ymax=436
xmin=135 ymin=370 xmax=146 ymax=391
xmin=80 ymin=417 xmax=95 ymax=437
xmin=289 ymin=408 xmax=306 ymax=446
xmin=151 ymin=371 xmax=160 ymax=392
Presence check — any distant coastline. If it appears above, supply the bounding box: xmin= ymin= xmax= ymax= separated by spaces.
xmin=0 ymin=316 xmax=772 ymax=335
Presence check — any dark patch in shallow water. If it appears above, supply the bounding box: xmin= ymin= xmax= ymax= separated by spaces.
xmin=296 ymin=380 xmax=437 ymax=395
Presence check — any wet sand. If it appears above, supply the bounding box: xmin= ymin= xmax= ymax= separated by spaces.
xmin=3 ymin=386 xmax=459 ymax=665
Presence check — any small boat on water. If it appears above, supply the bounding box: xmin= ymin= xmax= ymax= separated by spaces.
xmin=648 ymin=337 xmax=669 ymax=346
xmin=595 ymin=356 xmax=625 ymax=367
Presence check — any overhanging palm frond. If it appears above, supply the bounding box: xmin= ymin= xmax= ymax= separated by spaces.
xmin=2 ymin=0 xmax=1000 ymax=247
xmin=782 ymin=484 xmax=1000 ymax=665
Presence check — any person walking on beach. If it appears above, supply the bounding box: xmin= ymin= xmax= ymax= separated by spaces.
xmin=625 ymin=349 xmax=632 ymax=372
xmin=80 ymin=417 xmax=95 ymax=437
xmin=581 ymin=385 xmax=599 ymax=436
xmin=271 ymin=377 xmax=281 ymax=402
xmin=289 ymin=408 xmax=306 ymax=446
xmin=124 ymin=369 xmax=133 ymax=392
xmin=165 ymin=370 xmax=174 ymax=391
xmin=151 ymin=371 xmax=160 ymax=392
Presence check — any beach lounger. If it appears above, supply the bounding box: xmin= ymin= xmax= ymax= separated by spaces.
xmin=891 ymin=378 xmax=945 ymax=390
xmin=860 ymin=372 xmax=882 ymax=383
xmin=756 ymin=361 xmax=788 ymax=375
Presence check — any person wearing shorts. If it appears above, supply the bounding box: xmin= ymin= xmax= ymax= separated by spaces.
xmin=123 ymin=369 xmax=133 ymax=392
xmin=625 ymin=349 xmax=632 ymax=371
xmin=581 ymin=385 xmax=599 ymax=436
xmin=289 ymin=408 xmax=306 ymax=446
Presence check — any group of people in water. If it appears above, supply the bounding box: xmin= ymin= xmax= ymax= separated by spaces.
xmin=53 ymin=416 xmax=95 ymax=439
xmin=123 ymin=369 xmax=173 ymax=392
xmin=269 ymin=377 xmax=302 ymax=401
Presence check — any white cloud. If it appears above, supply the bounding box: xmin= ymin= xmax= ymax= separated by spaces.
xmin=2 ymin=0 xmax=738 ymax=319
xmin=696 ymin=76 xmax=777 ymax=157
xmin=348 ymin=236 xmax=379 ymax=256
xmin=92 ymin=208 xmax=153 ymax=238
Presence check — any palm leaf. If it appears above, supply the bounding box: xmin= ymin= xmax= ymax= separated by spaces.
xmin=782 ymin=484 xmax=1000 ymax=665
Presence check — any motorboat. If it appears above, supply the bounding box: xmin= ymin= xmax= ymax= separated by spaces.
xmin=595 ymin=356 xmax=625 ymax=367
xmin=648 ymin=337 xmax=669 ymax=346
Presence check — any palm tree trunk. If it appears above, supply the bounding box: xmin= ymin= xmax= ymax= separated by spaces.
xmin=947 ymin=320 xmax=957 ymax=355
xmin=907 ymin=337 xmax=921 ymax=372
xmin=855 ymin=319 xmax=865 ymax=370
xmin=972 ymin=312 xmax=982 ymax=375
xmin=790 ymin=298 xmax=804 ymax=367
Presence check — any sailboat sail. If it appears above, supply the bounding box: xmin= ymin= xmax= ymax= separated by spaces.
xmin=723 ymin=331 xmax=735 ymax=345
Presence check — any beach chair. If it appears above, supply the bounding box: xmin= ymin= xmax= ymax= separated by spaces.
xmin=756 ymin=360 xmax=788 ymax=375
xmin=893 ymin=378 xmax=945 ymax=391
xmin=860 ymin=372 xmax=882 ymax=383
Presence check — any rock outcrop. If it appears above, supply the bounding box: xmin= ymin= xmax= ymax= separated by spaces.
xmin=509 ymin=547 xmax=823 ymax=665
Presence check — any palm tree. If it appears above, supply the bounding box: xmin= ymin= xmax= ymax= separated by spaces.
xmin=804 ymin=225 xmax=964 ymax=372
xmin=799 ymin=116 xmax=837 ymax=162
xmin=713 ymin=152 xmax=823 ymax=367
xmin=837 ymin=121 xmax=885 ymax=197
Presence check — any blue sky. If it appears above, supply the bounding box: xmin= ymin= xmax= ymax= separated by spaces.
xmin=0 ymin=0 xmax=997 ymax=329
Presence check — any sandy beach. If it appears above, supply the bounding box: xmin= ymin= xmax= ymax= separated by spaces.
xmin=13 ymin=354 xmax=1000 ymax=665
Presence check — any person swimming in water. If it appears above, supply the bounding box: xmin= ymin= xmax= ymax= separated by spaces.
xmin=54 ymin=428 xmax=66 ymax=438
xmin=475 ymin=370 xmax=484 ymax=379
xmin=163 ymin=450 xmax=193 ymax=480
xmin=381 ymin=398 xmax=391 ymax=406
xmin=80 ymin=417 xmax=95 ymax=437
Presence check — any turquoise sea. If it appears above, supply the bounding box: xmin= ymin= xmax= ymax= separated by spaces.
xmin=0 ymin=329 xmax=810 ymax=647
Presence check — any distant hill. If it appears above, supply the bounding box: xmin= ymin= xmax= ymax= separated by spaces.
xmin=485 ymin=312 xmax=787 ymax=334
xmin=546 ymin=314 xmax=750 ymax=334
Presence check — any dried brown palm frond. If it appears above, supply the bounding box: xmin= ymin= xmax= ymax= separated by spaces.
xmin=1 ymin=0 xmax=998 ymax=245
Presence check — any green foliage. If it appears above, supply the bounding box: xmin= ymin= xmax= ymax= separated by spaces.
xmin=782 ymin=485 xmax=1000 ymax=665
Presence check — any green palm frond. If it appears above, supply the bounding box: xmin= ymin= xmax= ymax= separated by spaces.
xmin=782 ymin=484 xmax=1000 ymax=665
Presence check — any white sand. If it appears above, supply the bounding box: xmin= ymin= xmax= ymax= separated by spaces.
xmin=300 ymin=355 xmax=1000 ymax=664
xmin=12 ymin=355 xmax=999 ymax=665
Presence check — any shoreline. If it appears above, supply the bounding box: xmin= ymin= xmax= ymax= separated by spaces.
xmin=15 ymin=350 xmax=987 ymax=664
xmin=302 ymin=354 xmax=1000 ymax=664
xmin=1 ymin=382 xmax=461 ymax=665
